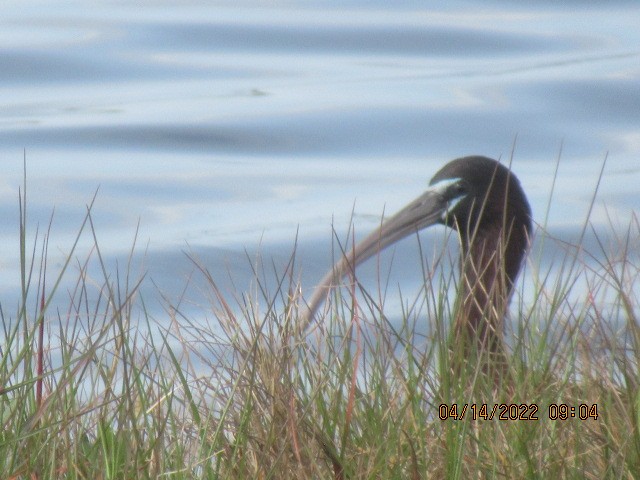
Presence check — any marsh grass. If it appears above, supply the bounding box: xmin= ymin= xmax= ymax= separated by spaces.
xmin=1 ymin=168 xmax=639 ymax=479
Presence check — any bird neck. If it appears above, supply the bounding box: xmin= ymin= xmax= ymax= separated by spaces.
xmin=455 ymin=219 xmax=527 ymax=355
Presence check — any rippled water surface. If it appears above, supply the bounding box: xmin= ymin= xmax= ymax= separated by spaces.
xmin=1 ymin=1 xmax=639 ymax=322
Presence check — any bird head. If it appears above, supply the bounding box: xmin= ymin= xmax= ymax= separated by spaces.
xmin=429 ymin=156 xmax=532 ymax=241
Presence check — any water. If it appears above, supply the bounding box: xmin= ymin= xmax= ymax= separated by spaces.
xmin=1 ymin=1 xmax=638 ymax=325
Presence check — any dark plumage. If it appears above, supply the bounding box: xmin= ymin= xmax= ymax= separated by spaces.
xmin=300 ymin=156 xmax=532 ymax=359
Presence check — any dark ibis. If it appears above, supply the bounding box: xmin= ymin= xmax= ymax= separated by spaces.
xmin=300 ymin=156 xmax=532 ymax=360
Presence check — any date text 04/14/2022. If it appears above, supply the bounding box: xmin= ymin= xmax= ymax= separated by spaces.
xmin=438 ymin=403 xmax=599 ymax=421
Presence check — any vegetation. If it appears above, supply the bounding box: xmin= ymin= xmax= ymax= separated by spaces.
xmin=1 ymin=167 xmax=638 ymax=479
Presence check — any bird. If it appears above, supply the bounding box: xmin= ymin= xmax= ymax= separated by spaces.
xmin=299 ymin=156 xmax=532 ymax=363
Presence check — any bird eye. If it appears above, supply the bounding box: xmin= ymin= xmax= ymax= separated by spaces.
xmin=449 ymin=181 xmax=467 ymax=198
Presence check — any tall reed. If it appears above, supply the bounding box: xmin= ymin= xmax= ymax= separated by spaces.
xmin=0 ymin=163 xmax=638 ymax=478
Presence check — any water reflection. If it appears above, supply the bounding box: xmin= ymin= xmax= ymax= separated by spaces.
xmin=0 ymin=1 xmax=638 ymax=324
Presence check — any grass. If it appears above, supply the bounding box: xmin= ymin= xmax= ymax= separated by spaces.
xmin=1 ymin=166 xmax=639 ymax=479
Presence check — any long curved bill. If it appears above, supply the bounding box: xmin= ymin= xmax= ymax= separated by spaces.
xmin=299 ymin=185 xmax=450 ymax=333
